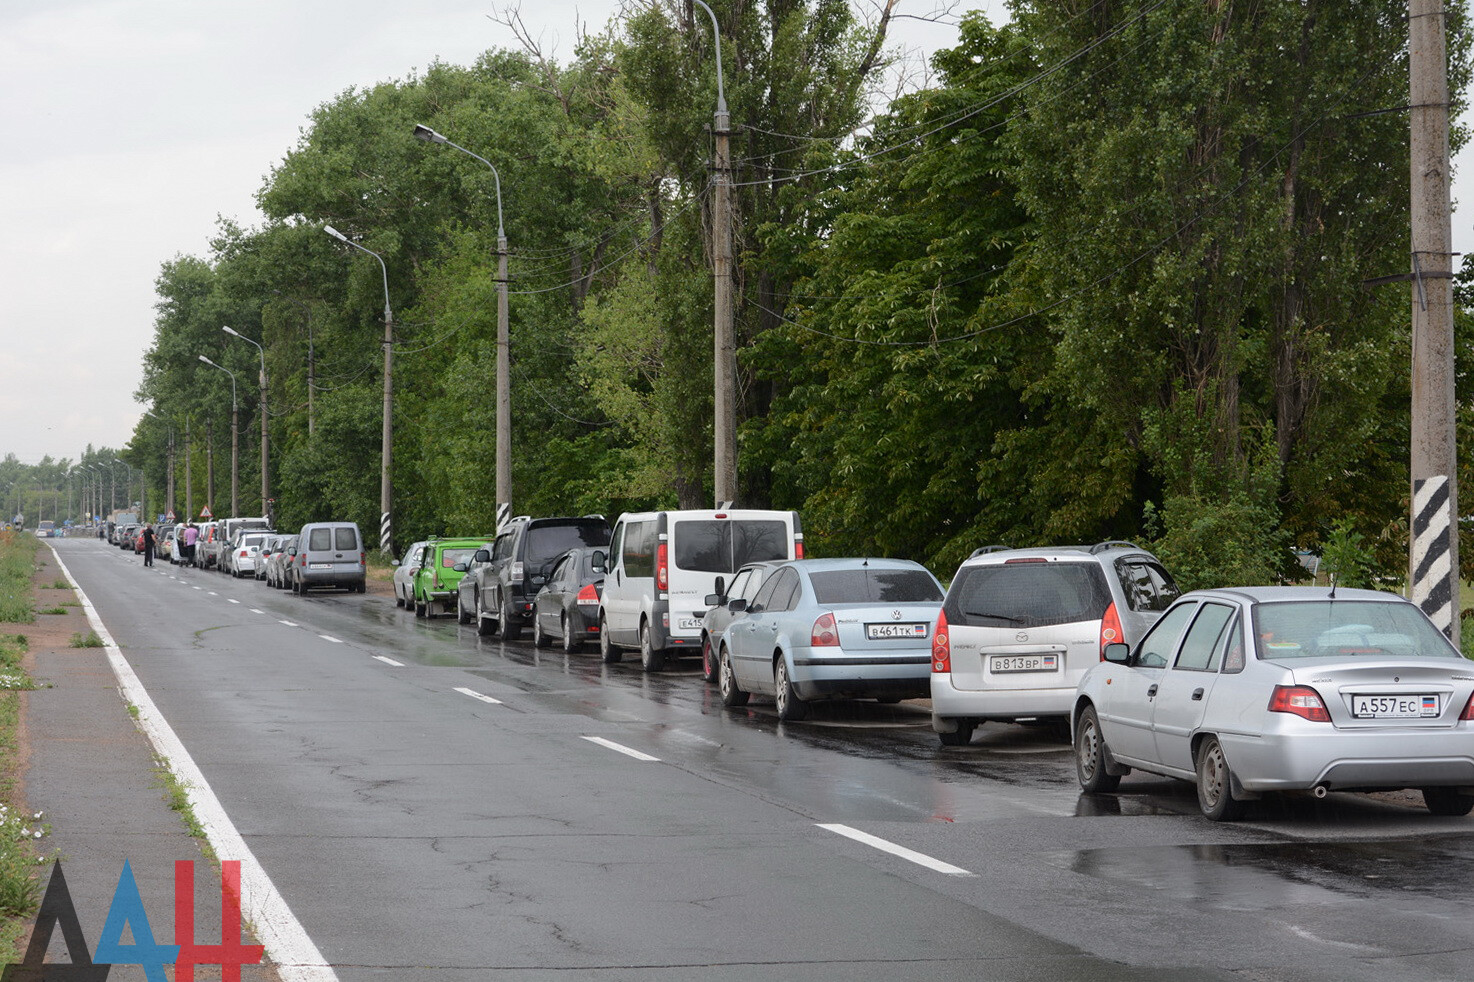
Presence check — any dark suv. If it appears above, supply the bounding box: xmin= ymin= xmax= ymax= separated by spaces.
xmin=463 ymin=516 xmax=611 ymax=640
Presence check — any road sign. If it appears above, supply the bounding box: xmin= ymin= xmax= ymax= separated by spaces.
xmin=199 ymin=505 xmax=213 ymax=519
xmin=165 ymin=510 xmax=176 ymax=523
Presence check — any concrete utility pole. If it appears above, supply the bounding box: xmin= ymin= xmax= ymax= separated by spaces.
xmin=185 ymin=416 xmax=193 ymax=520
xmin=1409 ymin=0 xmax=1459 ymax=643
xmin=224 ymin=326 xmax=269 ymax=518
xmin=694 ymin=0 xmax=738 ymax=507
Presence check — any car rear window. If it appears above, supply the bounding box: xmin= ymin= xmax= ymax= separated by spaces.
xmin=945 ymin=562 xmax=1112 ymax=629
xmin=1252 ymin=600 xmax=1459 ymax=660
xmin=809 ymin=569 xmax=942 ymax=605
xmin=526 ymin=523 xmax=610 ymax=565
xmin=1116 ymin=559 xmax=1181 ymax=612
xmin=673 ymin=520 xmax=789 ymax=574
xmin=309 ymin=528 xmax=331 ymax=550
xmin=440 ymin=549 xmax=477 ymax=568
xmin=334 ymin=528 xmax=358 ymax=551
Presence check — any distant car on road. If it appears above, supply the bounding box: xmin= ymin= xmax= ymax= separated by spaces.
xmin=699 ymin=561 xmax=783 ymax=682
xmin=1075 ymin=586 xmax=1474 ymax=821
xmin=469 ymin=516 xmax=611 ymax=641
xmin=412 ymin=537 xmax=492 ymax=617
xmin=530 ymin=547 xmax=610 ymax=652
xmin=391 ymin=541 xmax=429 ymax=609
xmin=717 ymin=558 xmax=944 ymax=721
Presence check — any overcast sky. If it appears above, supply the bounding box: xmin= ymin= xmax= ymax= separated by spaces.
xmin=0 ymin=0 xmax=1464 ymax=467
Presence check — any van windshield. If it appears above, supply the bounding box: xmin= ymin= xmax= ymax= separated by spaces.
xmin=674 ymin=520 xmax=789 ymax=573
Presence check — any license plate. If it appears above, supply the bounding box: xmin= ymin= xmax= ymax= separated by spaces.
xmin=1352 ymin=694 xmax=1439 ymax=718
xmin=991 ymin=653 xmax=1060 ymax=674
xmin=678 ymin=617 xmax=702 ymax=630
xmin=866 ymin=623 xmax=928 ymax=640
xmin=309 ymin=563 xmax=331 ymax=569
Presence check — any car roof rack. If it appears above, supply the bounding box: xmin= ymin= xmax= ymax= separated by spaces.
xmin=968 ymin=545 xmax=1012 ymax=558
xmin=1089 ymin=540 xmax=1141 ymax=554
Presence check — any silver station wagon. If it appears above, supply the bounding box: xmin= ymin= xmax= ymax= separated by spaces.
xmin=1073 ymin=586 xmax=1474 ymax=820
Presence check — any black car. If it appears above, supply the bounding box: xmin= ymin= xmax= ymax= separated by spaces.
xmin=531 ymin=548 xmax=609 ymax=652
xmin=465 ymin=516 xmax=611 ymax=640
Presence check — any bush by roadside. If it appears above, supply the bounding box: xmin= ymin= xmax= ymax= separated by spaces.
xmin=0 ymin=532 xmax=46 ymax=955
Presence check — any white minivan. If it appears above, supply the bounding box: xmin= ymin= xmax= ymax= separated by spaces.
xmin=599 ymin=509 xmax=803 ymax=671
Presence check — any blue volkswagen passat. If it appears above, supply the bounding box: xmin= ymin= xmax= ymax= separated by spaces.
xmin=716 ymin=558 xmax=944 ymax=721
xmin=1073 ymin=586 xmax=1474 ymax=820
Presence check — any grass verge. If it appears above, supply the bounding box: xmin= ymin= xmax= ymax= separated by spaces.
xmin=0 ymin=534 xmax=35 ymax=625
xmin=152 ymin=757 xmax=215 ymax=861
xmin=68 ymin=631 xmax=103 ymax=649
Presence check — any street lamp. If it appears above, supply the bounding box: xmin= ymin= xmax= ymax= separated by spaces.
xmin=144 ymin=410 xmax=176 ymax=518
xmin=223 ymin=326 xmax=269 ymax=521
xmin=111 ymin=458 xmax=133 ymax=516
xmin=413 ymin=124 xmax=512 ymax=522
xmin=272 ymin=291 xmax=316 ymax=437
xmin=198 ymin=355 xmax=239 ymax=517
xmin=324 ymin=224 xmax=394 ymax=555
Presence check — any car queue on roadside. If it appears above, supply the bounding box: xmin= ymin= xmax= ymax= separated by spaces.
xmin=104 ymin=505 xmax=1474 ymax=824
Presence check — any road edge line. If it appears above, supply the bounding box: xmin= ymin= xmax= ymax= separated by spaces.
xmin=49 ymin=544 xmax=341 ymax=982
xmin=816 ymin=823 xmax=974 ymax=877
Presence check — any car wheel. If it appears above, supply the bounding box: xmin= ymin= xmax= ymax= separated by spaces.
xmin=414 ymin=594 xmax=427 ymax=618
xmin=600 ymin=614 xmax=621 ymax=664
xmin=476 ymin=595 xmax=498 ymax=638
xmin=291 ymin=578 xmax=300 ymax=595
xmin=639 ymin=622 xmax=667 ymax=672
xmin=457 ymin=594 xmax=472 ymax=625
xmin=533 ymin=614 xmax=551 ymax=648
xmin=356 ymin=582 xmax=366 ymax=594
xmin=1196 ymin=736 xmax=1245 ymax=821
xmin=1422 ymin=787 xmax=1474 ymax=816
xmin=1073 ymin=706 xmax=1120 ymax=792
xmin=700 ymin=635 xmax=718 ymax=683
xmin=395 ymin=589 xmax=404 ymax=609
xmin=562 ymin=614 xmax=581 ymax=654
xmin=500 ymin=597 xmax=522 ymax=641
xmin=937 ymin=720 xmax=977 ymax=748
xmin=719 ymin=645 xmax=748 ymax=707
xmin=774 ymin=657 xmax=809 ymax=721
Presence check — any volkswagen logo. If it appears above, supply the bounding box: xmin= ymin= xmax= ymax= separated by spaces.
xmin=1016 ymin=631 xmax=1029 ymax=643
xmin=891 ymin=610 xmax=902 ymax=620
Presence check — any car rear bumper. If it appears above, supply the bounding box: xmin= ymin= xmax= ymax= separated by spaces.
xmin=930 ymin=675 xmax=1074 ymax=721
xmin=1221 ymin=726 xmax=1474 ymax=792
xmin=791 ymin=651 xmax=930 ymax=701
xmin=300 ymin=568 xmax=366 ymax=588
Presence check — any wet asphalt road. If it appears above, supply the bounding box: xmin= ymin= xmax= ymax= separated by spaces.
xmin=53 ymin=537 xmax=1474 ymax=981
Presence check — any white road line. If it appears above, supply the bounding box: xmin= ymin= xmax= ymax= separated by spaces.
xmin=581 ymin=736 xmax=661 ymax=762
xmin=48 ymin=545 xmax=341 ymax=982
xmin=250 ymin=609 xmax=264 ymax=615
xmin=318 ymin=635 xmax=343 ymax=644
xmin=207 ymin=591 xmax=218 ymax=597
xmin=193 ymin=586 xmax=202 ymax=591
xmin=453 ymin=686 xmax=502 ymax=705
xmin=228 ymin=599 xmax=241 ymax=605
xmin=372 ymin=655 xmax=404 ymax=667
xmin=278 ymin=620 xmax=298 ymax=627
xmin=816 ymin=824 xmax=974 ymax=877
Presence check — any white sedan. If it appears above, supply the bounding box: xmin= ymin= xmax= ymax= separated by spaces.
xmin=391 ymin=541 xmax=428 ymax=609
xmin=1073 ymin=586 xmax=1474 ymax=820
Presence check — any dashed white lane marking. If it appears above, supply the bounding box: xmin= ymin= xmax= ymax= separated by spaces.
xmin=816 ymin=824 xmax=974 ymax=877
xmin=454 ymin=686 xmax=502 ymax=705
xmin=319 ymin=635 xmax=343 ymax=644
xmin=192 ymin=586 xmax=202 ymax=591
xmin=228 ymin=599 xmax=241 ymax=605
xmin=250 ymin=609 xmax=264 ymax=614
xmin=207 ymin=591 xmax=218 ymax=596
xmin=373 ymin=655 xmax=404 ymax=667
xmin=48 ymin=546 xmax=341 ymax=982
xmin=581 ymin=736 xmax=661 ymax=762
xmin=278 ymin=620 xmax=298 ymax=627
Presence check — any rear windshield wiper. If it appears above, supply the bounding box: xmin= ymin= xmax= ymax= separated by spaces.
xmin=964 ymin=611 xmax=1023 ymax=623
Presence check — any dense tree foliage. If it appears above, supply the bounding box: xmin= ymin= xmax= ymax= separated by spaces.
xmin=108 ymin=0 xmax=1473 ymax=589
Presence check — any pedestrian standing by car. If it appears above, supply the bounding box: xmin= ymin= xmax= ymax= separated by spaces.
xmin=182 ymin=522 xmax=198 ymax=568
xmin=141 ymin=524 xmax=156 ymax=567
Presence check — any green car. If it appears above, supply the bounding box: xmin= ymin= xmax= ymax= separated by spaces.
xmin=411 ymin=537 xmax=494 ymax=618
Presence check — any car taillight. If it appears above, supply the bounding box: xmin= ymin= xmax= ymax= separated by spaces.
xmin=811 ymin=612 xmax=839 ymax=647
xmin=1100 ymin=601 xmax=1123 ymax=659
xmin=511 ymin=561 xmax=524 ymax=580
xmin=239 ymin=550 xmax=249 ymax=558
xmin=794 ymin=538 xmax=805 ymax=559
xmin=932 ymin=610 xmax=950 ymax=673
xmin=576 ymin=584 xmax=600 ymax=606
xmin=657 ymin=542 xmax=669 ymax=591
xmin=1460 ymin=694 xmax=1474 ymax=721
xmin=1269 ymin=685 xmax=1331 ymax=722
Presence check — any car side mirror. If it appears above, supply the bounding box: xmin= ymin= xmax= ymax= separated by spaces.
xmin=453 ymin=562 xmax=468 ymax=572
xmin=704 ymin=593 xmax=722 ymax=607
xmin=474 ymin=549 xmax=490 ymax=562
xmin=531 ymin=575 xmax=546 ymax=586
xmin=729 ymin=599 xmax=749 ymax=613
xmin=713 ymin=576 xmax=726 ymax=598
xmin=391 ymin=559 xmax=401 ymax=567
xmin=592 ymin=550 xmax=607 ymax=569
xmin=1103 ymin=642 xmax=1131 ymax=664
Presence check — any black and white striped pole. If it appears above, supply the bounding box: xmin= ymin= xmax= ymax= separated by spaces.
xmin=1409 ymin=0 xmax=1459 ymax=643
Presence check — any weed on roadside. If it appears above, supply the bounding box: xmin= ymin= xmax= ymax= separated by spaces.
xmin=0 ymin=622 xmax=43 ymax=955
xmin=68 ymin=632 xmax=103 ymax=649
xmin=36 ymin=607 xmax=66 ymax=616
xmin=47 ymin=580 xmax=69 ymax=591
xmin=0 ymin=635 xmax=32 ymax=692
xmin=152 ymin=758 xmax=215 ymax=860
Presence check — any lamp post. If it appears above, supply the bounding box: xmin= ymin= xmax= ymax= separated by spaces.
xmin=690 ymin=0 xmax=737 ymax=507
xmin=413 ymin=124 xmax=512 ymax=520
xmin=198 ymin=355 xmax=239 ymax=517
xmin=111 ymin=458 xmax=133 ymax=514
xmin=272 ymin=291 xmax=316 ymax=437
xmin=223 ymin=326 xmax=269 ymax=521
xmin=144 ymin=410 xmax=176 ymax=518
xmin=324 ymin=224 xmax=395 ymax=555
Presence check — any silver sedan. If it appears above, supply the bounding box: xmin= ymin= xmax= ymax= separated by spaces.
xmin=1073 ymin=586 xmax=1474 ymax=820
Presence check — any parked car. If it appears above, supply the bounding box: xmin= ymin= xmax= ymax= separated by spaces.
xmin=530 ymin=548 xmax=610 ymax=652
xmin=197 ymin=522 xmax=222 ymax=568
xmin=716 ymin=558 xmax=944 ymax=721
xmin=699 ymin=561 xmax=783 ymax=682
xmin=411 ymin=538 xmax=493 ymax=617
xmin=119 ymin=524 xmax=139 ymax=550
xmin=266 ymin=535 xmax=299 ymax=589
xmin=254 ymin=534 xmax=281 ymax=581
xmin=226 ymin=530 xmax=275 ymax=578
xmin=391 ymin=541 xmax=429 ymax=609
xmin=292 ymin=522 xmax=366 ymax=594
xmin=1075 ymin=585 xmax=1474 ymax=821
xmin=468 ymin=516 xmax=611 ymax=641
xmin=215 ymin=517 xmax=270 ymax=572
xmin=929 ymin=541 xmax=1180 ymax=746
xmin=601 ymin=509 xmax=802 ymax=671
xmin=156 ymin=524 xmax=176 ymax=561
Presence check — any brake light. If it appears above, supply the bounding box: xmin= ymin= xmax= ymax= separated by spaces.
xmin=932 ymin=610 xmax=950 ymax=673
xmin=576 ymin=583 xmax=600 ymax=606
xmin=657 ymin=542 xmax=669 ymax=591
xmin=1269 ymin=685 xmax=1331 ymax=722
xmin=811 ymin=612 xmax=839 ymax=647
xmin=1461 ymin=693 xmax=1474 ymax=720
xmin=1004 ymin=557 xmax=1047 ymax=563
xmin=794 ymin=538 xmax=805 ymax=559
xmin=1100 ymin=601 xmax=1123 ymax=659
xmin=239 ymin=550 xmax=249 ymax=558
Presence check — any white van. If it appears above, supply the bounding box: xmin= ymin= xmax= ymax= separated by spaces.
xmin=599 ymin=509 xmax=803 ymax=671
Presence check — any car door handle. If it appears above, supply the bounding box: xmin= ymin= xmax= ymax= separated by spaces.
xmin=1191 ymin=688 xmax=1205 ymax=701
xmin=1147 ymin=684 xmax=1158 ymax=698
